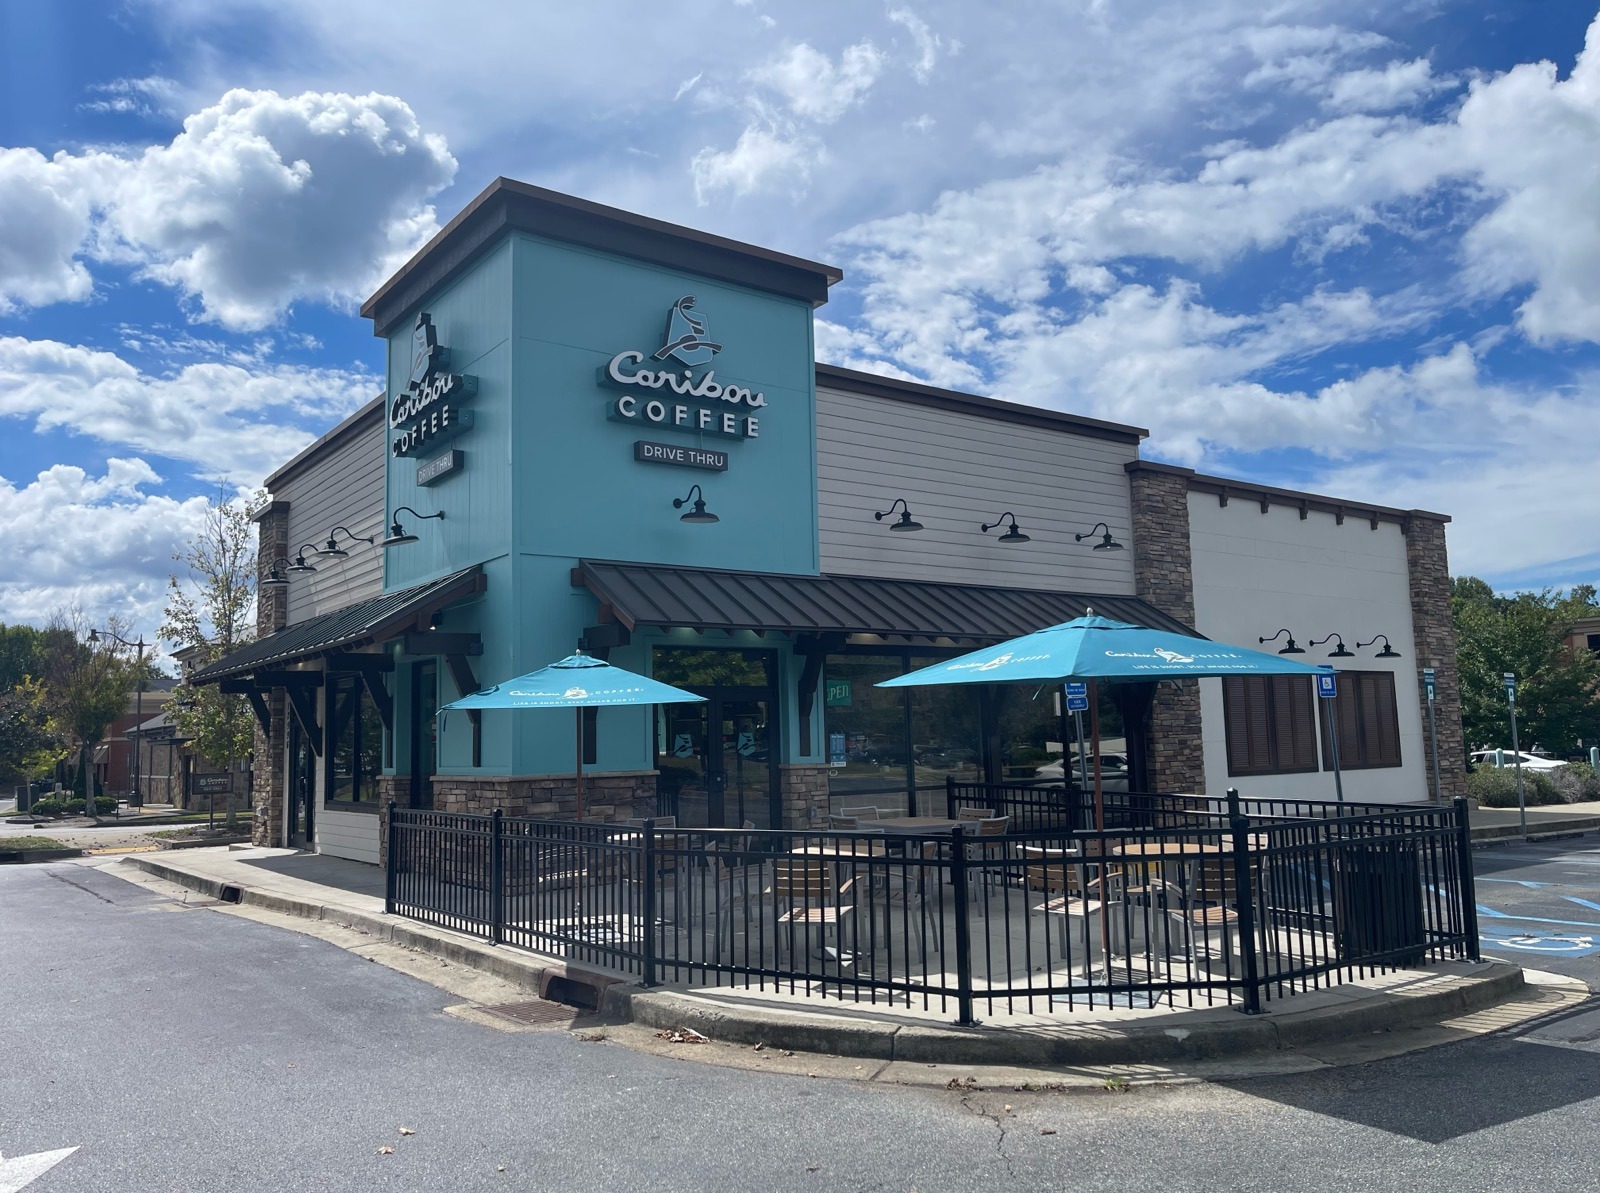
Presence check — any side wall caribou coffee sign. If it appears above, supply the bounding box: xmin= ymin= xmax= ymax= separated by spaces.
xmin=600 ymin=296 xmax=764 ymax=469
xmin=391 ymin=313 xmax=477 ymax=469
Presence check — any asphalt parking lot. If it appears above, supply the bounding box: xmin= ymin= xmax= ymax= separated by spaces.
xmin=1474 ymin=834 xmax=1600 ymax=988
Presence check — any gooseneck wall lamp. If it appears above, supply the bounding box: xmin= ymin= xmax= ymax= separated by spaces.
xmin=1074 ymin=523 xmax=1124 ymax=551
xmin=1358 ymin=635 xmax=1402 ymax=658
xmin=1310 ymin=634 xmax=1355 ymax=658
xmin=318 ymin=526 xmax=376 ymax=557
xmin=286 ymin=545 xmax=322 ymax=573
xmin=672 ymin=485 xmax=719 ymax=524
xmin=980 ymin=512 xmax=1030 ymax=544
xmin=381 ymin=506 xmax=445 ymax=548
xmin=261 ymin=557 xmax=292 ymax=588
xmin=1259 ymin=628 xmax=1306 ymax=655
xmin=874 ymin=498 xmax=923 ymax=533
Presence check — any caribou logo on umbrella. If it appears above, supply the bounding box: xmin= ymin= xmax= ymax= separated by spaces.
xmin=652 ymin=295 xmax=723 ymax=369
xmin=1153 ymin=646 xmax=1197 ymax=664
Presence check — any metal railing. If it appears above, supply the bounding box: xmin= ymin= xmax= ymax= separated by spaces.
xmin=386 ymin=792 xmax=1478 ymax=1025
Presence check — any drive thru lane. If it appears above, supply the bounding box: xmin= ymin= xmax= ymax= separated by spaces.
xmin=1473 ymin=835 xmax=1600 ymax=988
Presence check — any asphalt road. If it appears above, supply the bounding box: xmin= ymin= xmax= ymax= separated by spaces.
xmin=4 ymin=856 xmax=1600 ymax=1193
xmin=1474 ymin=834 xmax=1600 ymax=988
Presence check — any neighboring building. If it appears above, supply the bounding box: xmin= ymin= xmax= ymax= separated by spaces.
xmin=1566 ymin=614 xmax=1600 ymax=659
xmin=96 ymin=677 xmax=176 ymax=801
xmin=193 ymin=177 xmax=1467 ymax=860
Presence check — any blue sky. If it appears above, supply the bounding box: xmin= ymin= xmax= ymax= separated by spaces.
xmin=1 ymin=0 xmax=1598 ymax=641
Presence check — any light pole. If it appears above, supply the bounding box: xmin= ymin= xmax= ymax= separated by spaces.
xmin=89 ymin=628 xmax=148 ymax=809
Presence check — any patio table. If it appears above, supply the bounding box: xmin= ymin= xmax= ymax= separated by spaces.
xmin=873 ymin=817 xmax=961 ymax=835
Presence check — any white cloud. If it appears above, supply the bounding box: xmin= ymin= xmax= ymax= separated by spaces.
xmin=0 ymin=335 xmax=376 ymax=482
xmin=0 ymin=89 xmax=456 ymax=330
xmin=750 ymin=41 xmax=886 ymax=123
xmin=1323 ymin=58 xmax=1448 ymax=113
xmin=0 ymin=459 xmax=211 ymax=634
xmin=0 ymin=149 xmax=99 ymax=312
xmin=692 ymin=123 xmax=823 ymax=202
xmin=80 ymin=75 xmax=182 ymax=118
xmin=888 ymin=9 xmax=947 ymax=83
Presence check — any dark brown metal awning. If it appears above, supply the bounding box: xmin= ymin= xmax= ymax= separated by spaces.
xmin=192 ymin=566 xmax=485 ymax=683
xmin=575 ymin=560 xmax=1200 ymax=644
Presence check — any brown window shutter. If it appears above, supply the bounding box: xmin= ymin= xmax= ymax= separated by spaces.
xmin=1224 ymin=676 xmax=1274 ymax=776
xmin=1278 ymin=676 xmax=1319 ymax=771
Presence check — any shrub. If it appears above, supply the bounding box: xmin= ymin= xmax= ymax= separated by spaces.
xmin=1468 ymin=766 xmax=1566 ymax=807
xmin=1547 ymin=762 xmax=1600 ymax=804
xmin=24 ymin=794 xmax=115 ymax=817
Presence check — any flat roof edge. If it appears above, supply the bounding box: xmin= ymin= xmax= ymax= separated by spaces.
xmin=263 ymin=395 xmax=386 ymax=491
xmin=1179 ymin=468 xmax=1451 ymax=525
xmin=363 ymin=177 xmax=843 ymax=335
xmin=816 ymin=363 xmax=1148 ymax=444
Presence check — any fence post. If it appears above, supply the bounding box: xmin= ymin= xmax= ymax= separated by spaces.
xmin=384 ymin=800 xmax=397 ymax=915
xmin=1227 ymin=788 xmax=1263 ymax=1014
xmin=949 ymin=825 xmax=977 ymax=1026
xmin=489 ymin=808 xmax=505 ymax=945
xmin=1454 ymin=796 xmax=1480 ymax=961
xmin=641 ymin=819 xmax=658 ymax=988
xmin=946 ymin=774 xmax=956 ymax=820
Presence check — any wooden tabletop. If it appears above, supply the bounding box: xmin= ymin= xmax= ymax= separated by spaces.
xmin=873 ymin=817 xmax=961 ymax=834
xmin=1110 ymin=835 xmax=1267 ymax=858
xmin=789 ymin=841 xmax=889 ymax=858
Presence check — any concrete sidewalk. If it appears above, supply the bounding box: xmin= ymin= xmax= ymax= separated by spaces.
xmin=111 ymin=846 xmax=1582 ymax=1071
xmin=1471 ymin=799 xmax=1600 ymax=841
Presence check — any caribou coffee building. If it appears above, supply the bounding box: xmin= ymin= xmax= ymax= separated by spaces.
xmin=194 ymin=179 xmax=1466 ymax=862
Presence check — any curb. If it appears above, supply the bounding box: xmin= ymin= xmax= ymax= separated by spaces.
xmin=1472 ymin=817 xmax=1600 ymax=842
xmin=121 ymin=853 xmax=1527 ymax=1067
xmin=0 ymin=847 xmax=84 ymax=865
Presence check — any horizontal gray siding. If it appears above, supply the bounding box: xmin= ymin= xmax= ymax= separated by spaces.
xmin=816 ymin=386 xmax=1138 ymax=593
xmin=316 ymin=808 xmax=380 ymax=865
xmin=279 ymin=420 xmax=387 ymax=624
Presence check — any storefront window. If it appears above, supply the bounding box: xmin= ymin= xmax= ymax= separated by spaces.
xmin=909 ymin=680 xmax=982 ymax=796
xmin=822 ymin=655 xmax=908 ymax=812
xmin=328 ymin=675 xmax=384 ymax=807
xmin=995 ymin=685 xmax=1067 ymax=786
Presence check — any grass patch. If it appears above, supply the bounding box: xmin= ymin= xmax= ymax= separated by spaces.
xmin=4 ymin=836 xmax=71 ymax=851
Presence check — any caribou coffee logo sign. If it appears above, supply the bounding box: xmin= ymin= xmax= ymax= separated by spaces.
xmin=390 ymin=312 xmax=478 ymax=458
xmin=600 ymin=295 xmax=764 ymax=442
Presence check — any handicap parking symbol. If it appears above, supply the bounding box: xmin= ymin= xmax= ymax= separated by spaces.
xmin=1481 ymin=932 xmax=1600 ymax=957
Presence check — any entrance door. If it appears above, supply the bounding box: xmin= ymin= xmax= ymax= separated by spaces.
xmin=410 ymin=661 xmax=438 ymax=810
xmin=652 ymin=648 xmax=779 ymax=829
xmin=287 ymin=721 xmax=315 ymax=848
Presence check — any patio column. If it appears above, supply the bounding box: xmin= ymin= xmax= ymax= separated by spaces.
xmin=1404 ymin=514 xmax=1467 ymax=801
xmin=1124 ymin=461 xmax=1206 ymax=794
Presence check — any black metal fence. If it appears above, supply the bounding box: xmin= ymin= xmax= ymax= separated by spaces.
xmin=387 ymin=791 xmax=1478 ymax=1024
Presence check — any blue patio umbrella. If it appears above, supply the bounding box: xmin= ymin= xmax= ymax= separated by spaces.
xmin=877 ymin=614 xmax=1333 ymax=826
xmin=441 ymin=653 xmax=705 ymax=820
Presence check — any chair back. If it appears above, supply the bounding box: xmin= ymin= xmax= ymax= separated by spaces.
xmin=771 ymin=858 xmax=834 ymax=901
xmin=840 ymin=805 xmax=880 ymax=820
xmin=957 ymin=806 xmax=994 ymax=821
xmin=974 ymin=815 xmax=1010 ymax=837
xmin=624 ymin=816 xmax=677 ymax=829
xmin=828 ymin=815 xmax=860 ymax=830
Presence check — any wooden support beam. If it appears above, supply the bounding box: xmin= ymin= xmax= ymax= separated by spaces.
xmin=250 ymin=670 xmax=323 ymax=688
xmin=285 ymin=685 xmax=323 ymax=755
xmin=445 ymin=653 xmax=482 ymax=767
xmin=578 ymin=622 xmax=630 ymax=658
xmin=361 ymin=670 xmax=393 ymax=733
xmin=244 ymin=689 xmax=271 ymax=737
xmin=793 ymin=633 xmax=845 ymax=756
xmin=403 ymin=631 xmax=482 ymax=657
xmin=325 ymin=652 xmax=394 ymax=674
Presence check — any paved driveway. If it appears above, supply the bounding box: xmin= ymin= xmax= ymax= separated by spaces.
xmin=1473 ymin=835 xmax=1600 ymax=988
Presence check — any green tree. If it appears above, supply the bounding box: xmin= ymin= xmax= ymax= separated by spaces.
xmin=40 ymin=610 xmax=142 ymax=812
xmin=1452 ymin=577 xmax=1600 ymax=757
xmin=161 ymin=488 xmax=264 ymax=825
xmin=0 ymin=675 xmax=67 ymax=781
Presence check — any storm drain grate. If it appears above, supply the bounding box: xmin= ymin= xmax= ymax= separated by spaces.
xmin=476 ymin=999 xmax=582 ymax=1028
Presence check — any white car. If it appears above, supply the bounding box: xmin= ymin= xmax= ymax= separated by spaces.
xmin=1470 ymin=750 xmax=1567 ymax=772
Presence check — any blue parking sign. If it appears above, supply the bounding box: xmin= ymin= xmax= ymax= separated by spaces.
xmin=1064 ymin=682 xmax=1089 ymax=712
xmin=1316 ymin=673 xmax=1338 ymax=699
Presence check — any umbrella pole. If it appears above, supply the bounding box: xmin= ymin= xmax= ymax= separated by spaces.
xmin=574 ymin=708 xmax=586 ymax=822
xmin=1089 ymin=678 xmax=1113 ymax=967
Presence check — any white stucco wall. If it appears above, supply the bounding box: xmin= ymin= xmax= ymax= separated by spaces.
xmin=1188 ymin=492 xmax=1428 ymax=804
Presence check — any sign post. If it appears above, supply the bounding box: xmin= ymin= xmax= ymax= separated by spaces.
xmin=1317 ymin=671 xmax=1344 ymax=804
xmin=1423 ymin=667 xmax=1443 ymax=806
xmin=1065 ymin=683 xmax=1090 ymax=823
xmin=1506 ymin=672 xmax=1526 ymax=839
